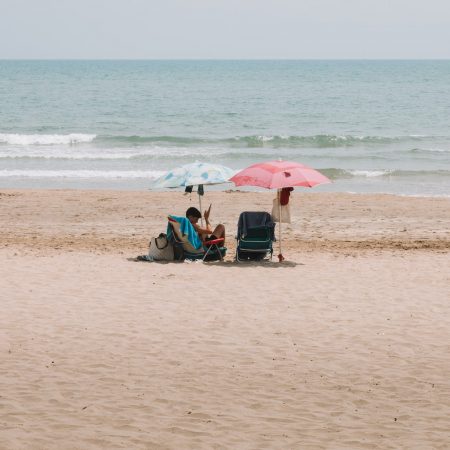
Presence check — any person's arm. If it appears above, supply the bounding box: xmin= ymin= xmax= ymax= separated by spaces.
xmin=204 ymin=204 xmax=212 ymax=229
xmin=193 ymin=223 xmax=212 ymax=236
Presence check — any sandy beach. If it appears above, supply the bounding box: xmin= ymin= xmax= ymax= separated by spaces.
xmin=1 ymin=189 xmax=450 ymax=449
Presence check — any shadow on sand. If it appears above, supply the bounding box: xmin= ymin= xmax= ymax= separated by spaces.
xmin=129 ymin=257 xmax=301 ymax=268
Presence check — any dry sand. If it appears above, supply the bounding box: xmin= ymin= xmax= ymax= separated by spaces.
xmin=1 ymin=189 xmax=450 ymax=449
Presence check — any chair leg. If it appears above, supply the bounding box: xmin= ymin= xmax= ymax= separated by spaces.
xmin=202 ymin=246 xmax=212 ymax=261
xmin=216 ymin=244 xmax=223 ymax=261
xmin=202 ymin=244 xmax=223 ymax=262
xmin=235 ymin=244 xmax=241 ymax=262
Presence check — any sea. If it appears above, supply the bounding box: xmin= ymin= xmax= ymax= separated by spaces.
xmin=0 ymin=60 xmax=449 ymax=196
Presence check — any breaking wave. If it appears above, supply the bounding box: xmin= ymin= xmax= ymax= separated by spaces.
xmin=0 ymin=168 xmax=448 ymax=181
xmin=0 ymin=169 xmax=165 ymax=179
xmin=0 ymin=133 xmax=437 ymax=148
xmin=0 ymin=133 xmax=97 ymax=146
xmin=322 ymin=168 xmax=450 ymax=179
xmin=97 ymin=134 xmax=433 ymax=148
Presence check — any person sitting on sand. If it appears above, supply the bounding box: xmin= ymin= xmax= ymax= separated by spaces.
xmin=186 ymin=206 xmax=226 ymax=245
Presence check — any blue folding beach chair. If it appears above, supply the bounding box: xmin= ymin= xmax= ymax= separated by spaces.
xmin=235 ymin=211 xmax=275 ymax=261
xmin=167 ymin=215 xmax=227 ymax=261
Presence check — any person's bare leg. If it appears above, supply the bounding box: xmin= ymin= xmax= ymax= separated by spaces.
xmin=212 ymin=224 xmax=225 ymax=244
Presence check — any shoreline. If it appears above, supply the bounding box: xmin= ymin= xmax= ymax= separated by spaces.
xmin=1 ymin=184 xmax=449 ymax=199
xmin=1 ymin=185 xmax=450 ymax=196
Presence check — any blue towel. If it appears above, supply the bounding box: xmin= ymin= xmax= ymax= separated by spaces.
xmin=167 ymin=215 xmax=203 ymax=250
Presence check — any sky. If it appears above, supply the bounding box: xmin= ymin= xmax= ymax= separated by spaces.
xmin=1 ymin=0 xmax=450 ymax=59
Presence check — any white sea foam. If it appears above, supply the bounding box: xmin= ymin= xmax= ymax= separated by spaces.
xmin=419 ymin=148 xmax=450 ymax=153
xmin=259 ymin=135 xmax=274 ymax=142
xmin=0 ymin=145 xmax=235 ymax=160
xmin=0 ymin=150 xmax=149 ymax=160
xmin=0 ymin=169 xmax=165 ymax=179
xmin=0 ymin=133 xmax=97 ymax=145
xmin=349 ymin=170 xmax=393 ymax=177
xmin=0 ymin=151 xmax=131 ymax=160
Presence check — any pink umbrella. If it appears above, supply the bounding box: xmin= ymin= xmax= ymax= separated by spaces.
xmin=229 ymin=160 xmax=331 ymax=261
xmin=230 ymin=160 xmax=330 ymax=189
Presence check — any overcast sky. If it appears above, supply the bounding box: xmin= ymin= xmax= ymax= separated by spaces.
xmin=1 ymin=0 xmax=449 ymax=59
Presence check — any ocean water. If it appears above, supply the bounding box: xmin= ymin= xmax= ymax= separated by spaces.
xmin=0 ymin=60 xmax=449 ymax=196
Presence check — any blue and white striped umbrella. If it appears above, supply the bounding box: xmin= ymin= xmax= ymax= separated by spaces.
xmin=151 ymin=162 xmax=235 ymax=189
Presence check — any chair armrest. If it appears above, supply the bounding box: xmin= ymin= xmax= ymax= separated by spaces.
xmin=204 ymin=238 xmax=225 ymax=246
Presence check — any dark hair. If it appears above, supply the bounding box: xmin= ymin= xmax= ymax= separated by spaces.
xmin=186 ymin=207 xmax=201 ymax=219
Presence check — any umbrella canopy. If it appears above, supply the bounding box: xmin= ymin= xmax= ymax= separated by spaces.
xmin=229 ymin=160 xmax=330 ymax=189
xmin=152 ymin=162 xmax=235 ymax=189
xmin=229 ymin=160 xmax=330 ymax=262
xmin=151 ymin=162 xmax=235 ymax=226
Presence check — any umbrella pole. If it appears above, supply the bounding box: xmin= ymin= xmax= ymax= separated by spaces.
xmin=198 ymin=191 xmax=204 ymax=226
xmin=278 ymin=189 xmax=284 ymax=262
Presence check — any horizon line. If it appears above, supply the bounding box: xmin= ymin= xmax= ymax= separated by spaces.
xmin=1 ymin=57 xmax=450 ymax=62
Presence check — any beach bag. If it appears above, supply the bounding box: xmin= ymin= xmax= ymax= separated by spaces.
xmin=148 ymin=233 xmax=174 ymax=261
